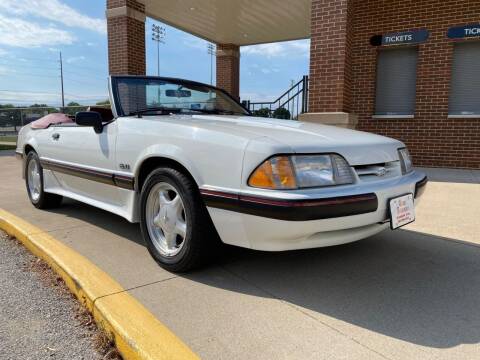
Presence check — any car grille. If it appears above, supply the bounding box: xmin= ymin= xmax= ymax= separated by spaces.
xmin=353 ymin=161 xmax=401 ymax=182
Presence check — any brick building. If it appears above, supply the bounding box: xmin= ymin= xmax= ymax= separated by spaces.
xmin=106 ymin=0 xmax=480 ymax=169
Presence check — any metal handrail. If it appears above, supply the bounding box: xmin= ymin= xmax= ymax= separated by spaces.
xmin=244 ymin=75 xmax=309 ymax=120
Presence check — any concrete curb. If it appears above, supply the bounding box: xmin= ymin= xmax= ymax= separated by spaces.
xmin=0 ymin=208 xmax=199 ymax=360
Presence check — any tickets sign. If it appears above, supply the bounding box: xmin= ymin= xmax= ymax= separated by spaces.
xmin=448 ymin=25 xmax=480 ymax=39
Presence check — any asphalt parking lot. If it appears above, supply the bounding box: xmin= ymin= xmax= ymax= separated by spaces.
xmin=1 ymin=150 xmax=479 ymax=359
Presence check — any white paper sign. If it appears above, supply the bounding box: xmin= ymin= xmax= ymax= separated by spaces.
xmin=390 ymin=194 xmax=415 ymax=229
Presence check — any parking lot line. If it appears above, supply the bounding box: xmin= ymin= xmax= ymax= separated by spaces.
xmin=0 ymin=208 xmax=199 ymax=360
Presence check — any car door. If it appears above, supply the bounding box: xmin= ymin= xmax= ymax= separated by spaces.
xmin=40 ymin=121 xmax=121 ymax=206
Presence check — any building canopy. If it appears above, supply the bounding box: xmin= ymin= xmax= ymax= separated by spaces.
xmin=144 ymin=0 xmax=311 ymax=45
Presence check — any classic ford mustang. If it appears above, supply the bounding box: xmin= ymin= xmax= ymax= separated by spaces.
xmin=16 ymin=76 xmax=427 ymax=271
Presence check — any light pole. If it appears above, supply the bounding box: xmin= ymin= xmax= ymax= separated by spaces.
xmin=151 ymin=24 xmax=166 ymax=77
xmin=207 ymin=43 xmax=216 ymax=85
xmin=59 ymin=52 xmax=65 ymax=111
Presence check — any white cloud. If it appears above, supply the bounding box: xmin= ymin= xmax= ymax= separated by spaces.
xmin=248 ymin=64 xmax=280 ymax=75
xmin=182 ymin=37 xmax=208 ymax=50
xmin=0 ymin=14 xmax=75 ymax=48
xmin=260 ymin=67 xmax=280 ymax=74
xmin=86 ymin=42 xmax=96 ymax=47
xmin=0 ymin=0 xmax=106 ymax=34
xmin=0 ymin=90 xmax=61 ymax=104
xmin=242 ymin=40 xmax=310 ymax=58
xmin=0 ymin=65 xmax=10 ymax=75
xmin=243 ymin=43 xmax=284 ymax=57
xmin=289 ymin=41 xmax=310 ymax=53
xmin=0 ymin=90 xmax=108 ymax=106
xmin=66 ymin=56 xmax=86 ymax=64
xmin=240 ymin=92 xmax=277 ymax=102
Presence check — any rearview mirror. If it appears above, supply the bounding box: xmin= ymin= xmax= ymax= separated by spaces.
xmin=165 ymin=89 xmax=192 ymax=98
xmin=75 ymin=112 xmax=103 ymax=134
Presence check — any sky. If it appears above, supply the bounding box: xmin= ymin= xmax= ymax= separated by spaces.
xmin=0 ymin=0 xmax=310 ymax=107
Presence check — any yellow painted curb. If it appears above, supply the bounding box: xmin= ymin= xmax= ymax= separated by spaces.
xmin=0 ymin=208 xmax=199 ymax=360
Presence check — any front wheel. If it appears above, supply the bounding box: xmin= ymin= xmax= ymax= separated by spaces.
xmin=25 ymin=151 xmax=63 ymax=209
xmin=140 ymin=168 xmax=217 ymax=272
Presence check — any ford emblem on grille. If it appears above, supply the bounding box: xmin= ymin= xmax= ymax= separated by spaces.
xmin=375 ymin=167 xmax=387 ymax=176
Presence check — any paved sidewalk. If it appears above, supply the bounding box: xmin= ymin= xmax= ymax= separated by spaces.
xmin=416 ymin=166 xmax=480 ymax=184
xmin=407 ymin=167 xmax=480 ymax=244
xmin=1 ymin=152 xmax=479 ymax=360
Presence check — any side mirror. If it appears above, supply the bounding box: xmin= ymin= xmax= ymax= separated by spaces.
xmin=75 ymin=112 xmax=103 ymax=134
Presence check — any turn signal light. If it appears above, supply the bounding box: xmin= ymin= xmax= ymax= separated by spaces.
xmin=248 ymin=156 xmax=297 ymax=190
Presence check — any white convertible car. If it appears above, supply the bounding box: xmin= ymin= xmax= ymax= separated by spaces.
xmin=16 ymin=76 xmax=427 ymax=271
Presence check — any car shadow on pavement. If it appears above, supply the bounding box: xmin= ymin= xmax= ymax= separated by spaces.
xmin=51 ymin=198 xmax=480 ymax=350
xmin=186 ymin=229 xmax=480 ymax=350
xmin=50 ymin=198 xmax=145 ymax=246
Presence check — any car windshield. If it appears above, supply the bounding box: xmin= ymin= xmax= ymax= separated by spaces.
xmin=111 ymin=76 xmax=249 ymax=117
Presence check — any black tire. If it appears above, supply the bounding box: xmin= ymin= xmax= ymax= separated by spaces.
xmin=25 ymin=151 xmax=63 ymax=209
xmin=140 ymin=167 xmax=218 ymax=272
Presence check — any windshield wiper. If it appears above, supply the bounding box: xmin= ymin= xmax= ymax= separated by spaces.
xmin=128 ymin=107 xmax=247 ymax=117
xmin=186 ymin=108 xmax=221 ymax=114
xmin=128 ymin=107 xmax=181 ymax=117
xmin=187 ymin=108 xmax=247 ymax=115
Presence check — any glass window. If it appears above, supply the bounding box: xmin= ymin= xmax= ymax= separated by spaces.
xmin=375 ymin=47 xmax=418 ymax=116
xmin=112 ymin=77 xmax=249 ymax=117
xmin=449 ymin=42 xmax=480 ymax=116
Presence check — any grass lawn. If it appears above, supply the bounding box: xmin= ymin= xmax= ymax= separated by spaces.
xmin=0 ymin=136 xmax=18 ymax=142
xmin=0 ymin=144 xmax=16 ymax=151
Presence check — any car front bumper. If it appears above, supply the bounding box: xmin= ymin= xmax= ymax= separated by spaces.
xmin=202 ymin=171 xmax=427 ymax=251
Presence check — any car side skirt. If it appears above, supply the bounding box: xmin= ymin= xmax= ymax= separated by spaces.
xmin=40 ymin=159 xmax=135 ymax=190
xmin=200 ymin=189 xmax=378 ymax=221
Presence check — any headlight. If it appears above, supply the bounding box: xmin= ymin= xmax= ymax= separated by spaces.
xmin=398 ymin=148 xmax=413 ymax=174
xmin=248 ymin=154 xmax=355 ymax=190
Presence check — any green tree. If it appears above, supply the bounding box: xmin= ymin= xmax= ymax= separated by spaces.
xmin=96 ymin=99 xmax=110 ymax=106
xmin=272 ymin=107 xmax=291 ymax=120
xmin=25 ymin=104 xmax=58 ymax=121
xmin=0 ymin=104 xmax=15 ymax=109
xmin=65 ymin=102 xmax=88 ymax=116
xmin=252 ymin=107 xmax=271 ymax=118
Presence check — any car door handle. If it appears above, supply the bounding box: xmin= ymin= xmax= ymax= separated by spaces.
xmin=52 ymin=133 xmax=60 ymax=141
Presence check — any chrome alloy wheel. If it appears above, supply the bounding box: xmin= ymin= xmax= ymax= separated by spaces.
xmin=27 ymin=158 xmax=41 ymax=202
xmin=145 ymin=182 xmax=187 ymax=257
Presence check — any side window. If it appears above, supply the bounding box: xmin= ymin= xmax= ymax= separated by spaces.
xmin=449 ymin=42 xmax=480 ymax=116
xmin=375 ymin=47 xmax=418 ymax=116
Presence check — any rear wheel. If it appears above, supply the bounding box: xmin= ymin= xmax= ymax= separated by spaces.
xmin=140 ymin=167 xmax=217 ymax=272
xmin=25 ymin=151 xmax=63 ymax=209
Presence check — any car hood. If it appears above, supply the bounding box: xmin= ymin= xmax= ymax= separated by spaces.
xmin=150 ymin=114 xmax=403 ymax=165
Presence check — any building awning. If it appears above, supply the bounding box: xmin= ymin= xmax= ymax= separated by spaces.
xmin=144 ymin=0 xmax=311 ymax=45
